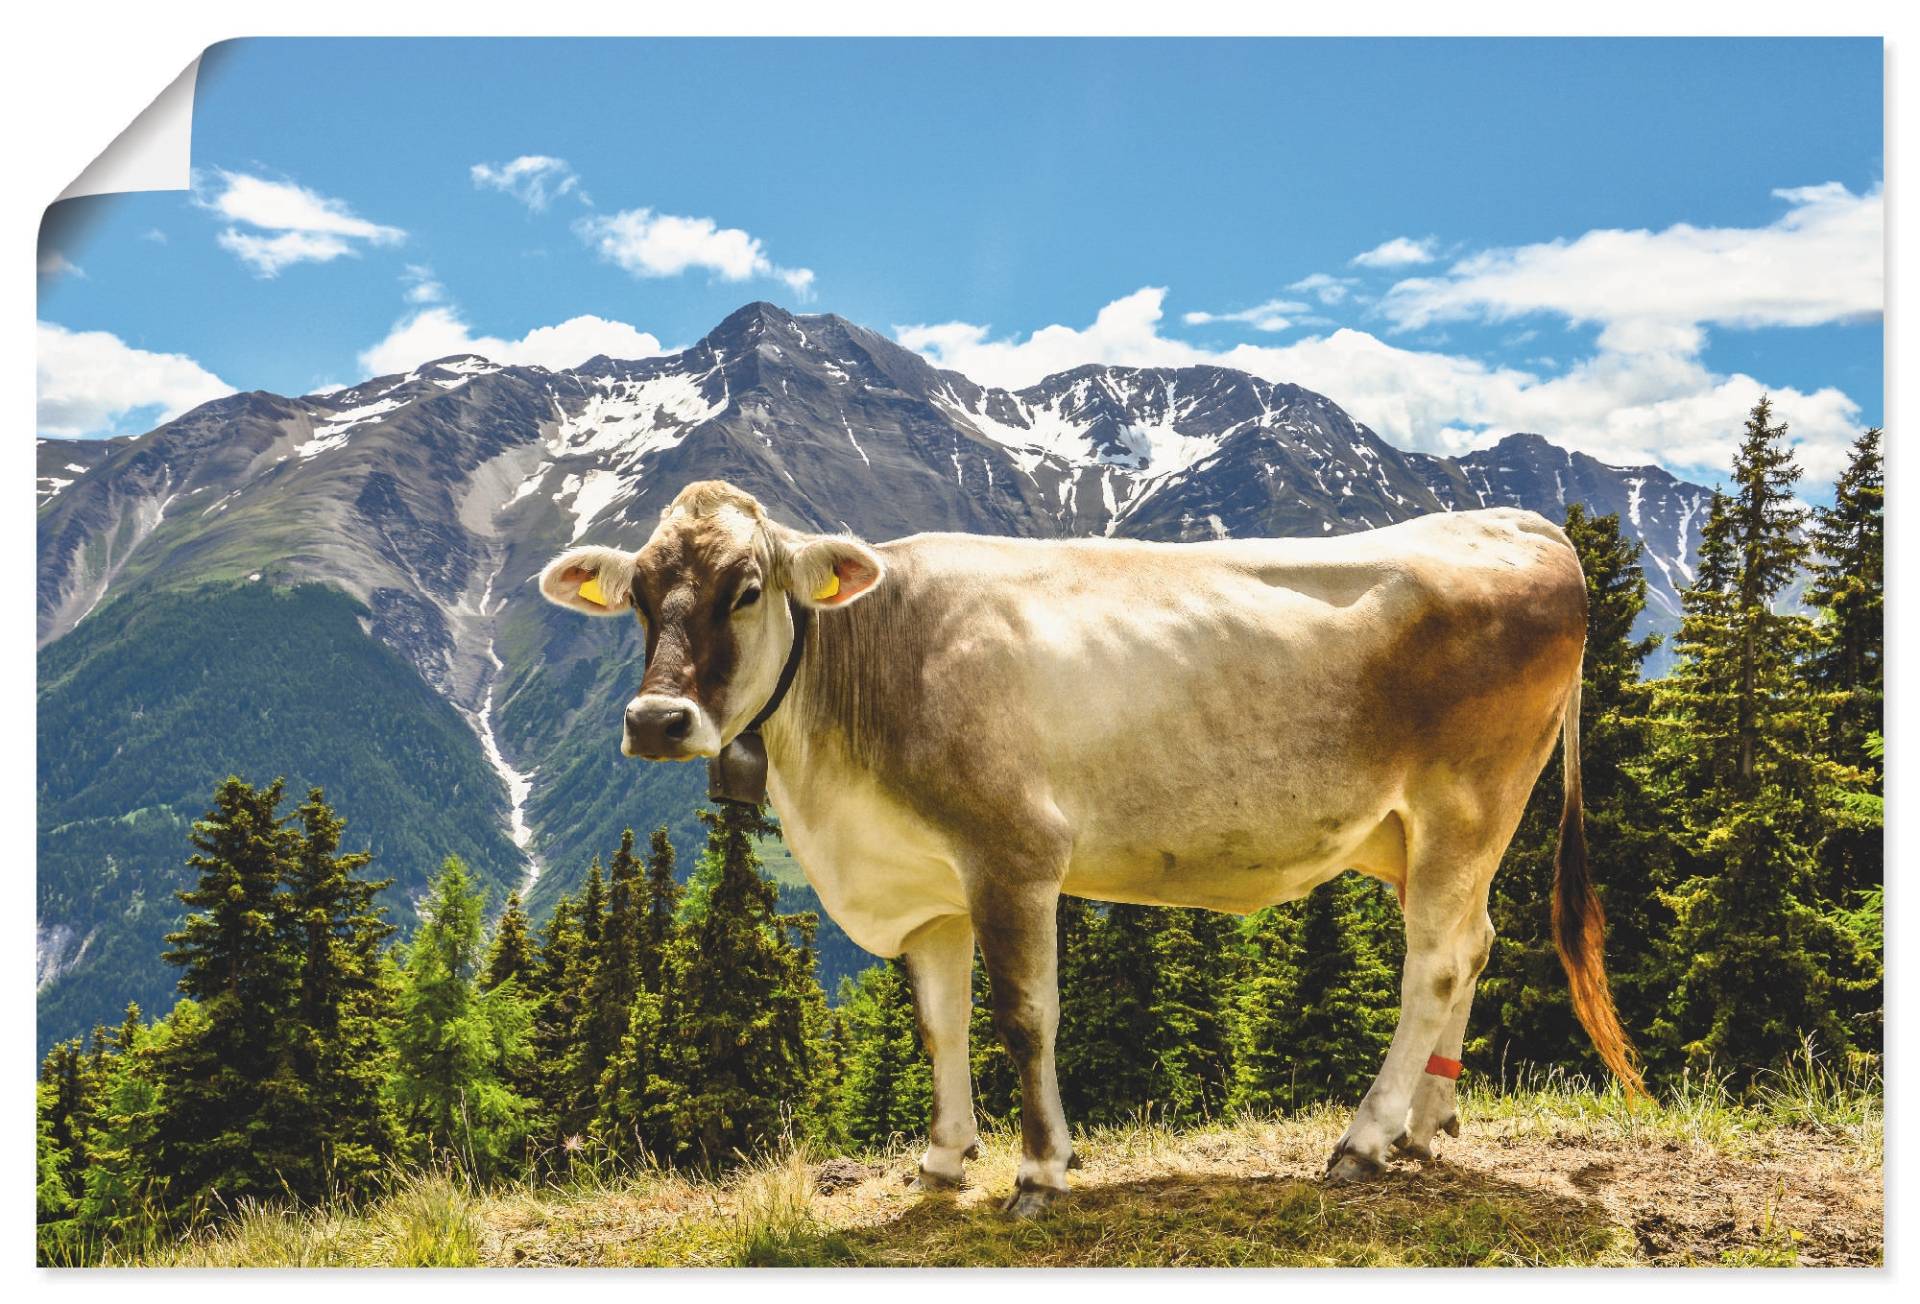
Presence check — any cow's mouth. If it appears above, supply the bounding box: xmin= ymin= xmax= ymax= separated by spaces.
xmin=622 ymin=694 xmax=720 ymax=761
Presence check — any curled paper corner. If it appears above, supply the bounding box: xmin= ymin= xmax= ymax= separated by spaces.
xmin=56 ymin=55 xmax=201 ymax=202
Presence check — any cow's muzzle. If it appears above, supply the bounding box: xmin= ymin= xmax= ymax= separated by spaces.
xmin=623 ymin=694 xmax=714 ymax=761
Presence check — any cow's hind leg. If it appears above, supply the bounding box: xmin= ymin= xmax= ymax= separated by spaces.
xmin=1328 ymin=846 xmax=1498 ymax=1183
xmin=902 ymin=913 xmax=980 ymax=1190
xmin=971 ymin=879 xmax=1070 ymax=1217
xmin=1395 ymin=905 xmax=1493 ymax=1161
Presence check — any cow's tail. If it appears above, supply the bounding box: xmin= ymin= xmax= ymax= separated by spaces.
xmin=1550 ymin=672 xmax=1647 ymax=1098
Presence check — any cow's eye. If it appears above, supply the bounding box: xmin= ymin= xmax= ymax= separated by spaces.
xmin=733 ymin=585 xmax=762 ymax=612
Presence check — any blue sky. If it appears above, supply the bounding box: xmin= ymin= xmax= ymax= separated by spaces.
xmin=37 ymin=37 xmax=1883 ymax=487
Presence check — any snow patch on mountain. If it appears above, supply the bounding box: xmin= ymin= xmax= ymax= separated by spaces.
xmin=553 ymin=369 xmax=728 ymax=461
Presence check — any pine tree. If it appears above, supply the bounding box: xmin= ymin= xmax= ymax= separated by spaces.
xmin=571 ymin=829 xmax=646 ymax=1136
xmin=1806 ymin=426 xmax=1884 ymax=772
xmin=1146 ymin=908 xmax=1236 ymax=1122
xmin=146 ymin=777 xmax=302 ymax=1216
xmin=1057 ymin=903 xmax=1159 ymax=1123
xmin=1805 ymin=426 xmax=1885 ymax=994
xmin=36 ymin=1080 xmax=79 ymax=1264
xmin=74 ymin=1007 xmax=171 ymax=1258
xmin=646 ymin=804 xmax=825 ymax=1166
xmin=1228 ymin=905 xmax=1304 ymax=1114
xmin=579 ymin=856 xmax=607 ymax=951
xmin=1279 ymin=875 xmax=1400 ymax=1106
xmin=524 ymin=891 xmax=587 ymax=1137
xmin=38 ymin=1038 xmax=90 ymax=1195
xmin=1475 ymin=505 xmax=1667 ymax=1080
xmin=384 ymin=856 xmax=534 ymax=1178
xmin=640 ymin=825 xmax=680 ymax=997
xmin=258 ymin=788 xmax=397 ymax=1204
xmin=1648 ymin=398 xmax=1861 ymax=1080
xmin=484 ymin=892 xmax=535 ymax=991
xmin=835 ymin=961 xmax=932 ymax=1146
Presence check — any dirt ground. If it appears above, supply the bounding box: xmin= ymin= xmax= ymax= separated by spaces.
xmin=478 ymin=1107 xmax=1883 ymax=1268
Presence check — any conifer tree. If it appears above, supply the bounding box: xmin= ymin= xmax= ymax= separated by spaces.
xmin=258 ymin=788 xmax=397 ymax=1203
xmin=1475 ymin=505 xmax=1666 ymax=1079
xmin=37 ymin=1038 xmax=90 ymax=1197
xmin=385 ymin=856 xmax=534 ymax=1178
xmin=1228 ymin=904 xmax=1304 ymax=1114
xmin=524 ymin=892 xmax=586 ymax=1133
xmin=835 ymin=961 xmax=932 ymax=1146
xmin=1648 ymin=398 xmax=1860 ymax=1080
xmin=36 ymin=1080 xmax=78 ymax=1264
xmin=1243 ymin=876 xmax=1399 ymax=1109
xmin=571 ymin=829 xmax=646 ymax=1135
xmin=579 ymin=856 xmax=607 ymax=951
xmin=640 ymin=825 xmax=680 ymax=996
xmin=1057 ymin=903 xmax=1159 ymax=1123
xmin=1146 ymin=908 xmax=1236 ymax=1122
xmin=1807 ymin=426 xmax=1885 ymax=769
xmin=484 ymin=892 xmax=535 ymax=991
xmin=646 ymin=804 xmax=825 ymax=1166
xmin=74 ymin=1007 xmax=171 ymax=1258
xmin=146 ymin=777 xmax=302 ymax=1214
xmin=1805 ymin=426 xmax=1885 ymax=971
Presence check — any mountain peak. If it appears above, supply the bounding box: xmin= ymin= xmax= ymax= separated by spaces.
xmin=706 ymin=300 xmax=800 ymax=343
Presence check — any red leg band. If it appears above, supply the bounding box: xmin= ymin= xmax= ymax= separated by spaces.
xmin=1425 ymin=1054 xmax=1463 ymax=1080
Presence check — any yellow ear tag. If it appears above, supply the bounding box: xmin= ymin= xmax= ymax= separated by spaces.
xmin=812 ymin=571 xmax=841 ymax=602
xmin=578 ymin=575 xmax=608 ymax=607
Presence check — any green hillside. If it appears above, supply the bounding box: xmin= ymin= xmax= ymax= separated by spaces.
xmin=36 ymin=582 xmax=525 ymax=1051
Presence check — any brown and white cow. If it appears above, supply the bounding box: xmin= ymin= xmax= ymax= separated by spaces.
xmin=541 ymin=479 xmax=1641 ymax=1214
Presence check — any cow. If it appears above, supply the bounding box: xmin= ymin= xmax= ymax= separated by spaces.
xmin=540 ymin=479 xmax=1642 ymax=1215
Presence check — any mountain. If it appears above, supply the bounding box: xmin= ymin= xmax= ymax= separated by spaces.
xmin=35 ymin=301 xmax=1716 ymax=1049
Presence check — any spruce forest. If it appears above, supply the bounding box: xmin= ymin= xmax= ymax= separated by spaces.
xmin=36 ymin=401 xmax=1883 ymax=1266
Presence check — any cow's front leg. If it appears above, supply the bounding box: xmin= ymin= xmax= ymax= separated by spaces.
xmin=972 ymin=880 xmax=1070 ymax=1217
xmin=901 ymin=913 xmax=979 ymax=1190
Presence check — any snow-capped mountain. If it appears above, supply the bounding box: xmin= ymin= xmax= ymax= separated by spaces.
xmin=34 ymin=300 xmax=1716 ymax=1048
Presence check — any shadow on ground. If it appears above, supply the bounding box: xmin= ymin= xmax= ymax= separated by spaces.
xmin=745 ymin=1164 xmax=1626 ymax=1268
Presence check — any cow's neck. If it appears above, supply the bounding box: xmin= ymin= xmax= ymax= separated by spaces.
xmin=761 ymin=579 xmax=911 ymax=785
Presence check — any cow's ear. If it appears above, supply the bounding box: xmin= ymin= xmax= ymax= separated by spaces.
xmin=787 ymin=535 xmax=885 ymax=610
xmin=540 ymin=546 xmax=637 ymax=617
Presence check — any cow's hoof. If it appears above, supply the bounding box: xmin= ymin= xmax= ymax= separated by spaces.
xmin=1001 ymin=1182 xmax=1065 ymax=1218
xmin=1325 ymin=1141 xmax=1387 ymax=1184
xmin=1391 ymin=1130 xmax=1436 ymax=1162
xmin=1442 ymin=1113 xmax=1461 ymax=1138
xmin=912 ymin=1165 xmax=965 ymax=1193
xmin=1066 ymin=1148 xmax=1085 ymax=1171
xmin=963 ymin=1141 xmax=981 ymax=1160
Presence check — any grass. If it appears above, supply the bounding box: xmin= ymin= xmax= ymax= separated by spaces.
xmin=102 ymin=1065 xmax=1881 ymax=1269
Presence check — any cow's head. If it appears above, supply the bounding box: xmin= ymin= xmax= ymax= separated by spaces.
xmin=539 ymin=480 xmax=884 ymax=760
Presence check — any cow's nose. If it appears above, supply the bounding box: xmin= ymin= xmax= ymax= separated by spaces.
xmin=625 ymin=697 xmax=696 ymax=757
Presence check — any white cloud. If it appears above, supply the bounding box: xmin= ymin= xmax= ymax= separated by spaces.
xmin=895 ymin=286 xmax=1866 ymax=485
xmin=1182 ymin=298 xmax=1308 ymax=331
xmin=401 ymin=264 xmax=446 ymax=304
xmin=1288 ymin=272 xmax=1360 ymax=305
xmin=357 ymin=306 xmax=665 ymax=376
xmin=38 ymin=322 xmax=233 ymax=438
xmin=215 ymin=230 xmax=357 ymax=276
xmin=575 ymin=207 xmax=814 ymax=296
xmin=470 ymin=155 xmax=585 ymax=211
xmin=1381 ymin=182 xmax=1883 ymax=350
xmin=37 ymin=250 xmax=83 ymax=279
xmin=1351 ymin=236 xmax=1438 ymax=268
xmin=198 ymin=170 xmax=405 ymax=277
